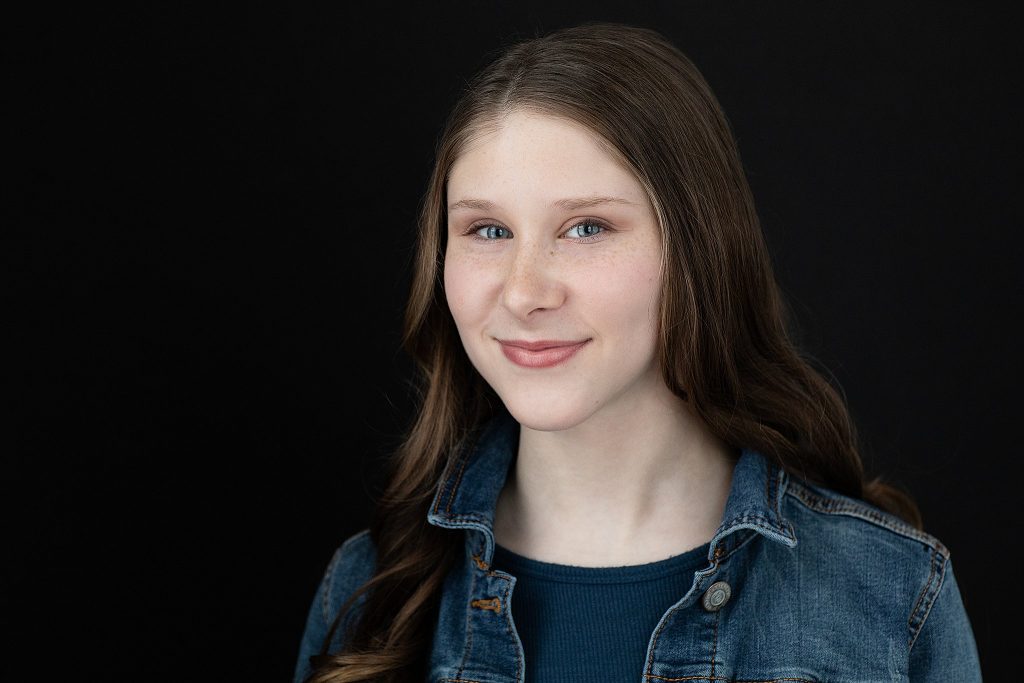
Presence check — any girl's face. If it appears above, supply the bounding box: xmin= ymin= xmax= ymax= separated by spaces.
xmin=444 ymin=110 xmax=666 ymax=431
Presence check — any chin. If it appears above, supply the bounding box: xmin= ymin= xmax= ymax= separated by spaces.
xmin=499 ymin=394 xmax=597 ymax=433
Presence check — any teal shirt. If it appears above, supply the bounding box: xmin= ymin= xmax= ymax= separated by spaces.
xmin=491 ymin=541 xmax=710 ymax=682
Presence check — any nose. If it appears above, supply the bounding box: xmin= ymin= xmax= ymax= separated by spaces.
xmin=500 ymin=241 xmax=567 ymax=320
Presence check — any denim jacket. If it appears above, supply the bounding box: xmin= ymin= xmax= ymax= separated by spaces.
xmin=294 ymin=413 xmax=983 ymax=682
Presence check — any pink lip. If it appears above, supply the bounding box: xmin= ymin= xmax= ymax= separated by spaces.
xmin=497 ymin=339 xmax=591 ymax=368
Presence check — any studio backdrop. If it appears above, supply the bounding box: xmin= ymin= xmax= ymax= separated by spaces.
xmin=6 ymin=2 xmax=1019 ymax=681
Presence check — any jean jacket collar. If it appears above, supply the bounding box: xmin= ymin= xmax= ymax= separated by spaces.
xmin=426 ymin=411 xmax=798 ymax=567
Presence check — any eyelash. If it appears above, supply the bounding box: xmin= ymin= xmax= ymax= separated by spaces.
xmin=463 ymin=217 xmax=610 ymax=243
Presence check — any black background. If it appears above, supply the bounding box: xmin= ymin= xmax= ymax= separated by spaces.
xmin=6 ymin=2 xmax=1021 ymax=681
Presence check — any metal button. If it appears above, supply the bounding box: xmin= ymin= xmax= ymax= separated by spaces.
xmin=702 ymin=581 xmax=731 ymax=612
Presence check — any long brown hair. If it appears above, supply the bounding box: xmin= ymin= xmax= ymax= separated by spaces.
xmin=307 ymin=20 xmax=921 ymax=682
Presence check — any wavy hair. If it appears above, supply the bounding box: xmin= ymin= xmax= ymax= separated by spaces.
xmin=306 ymin=20 xmax=922 ymax=682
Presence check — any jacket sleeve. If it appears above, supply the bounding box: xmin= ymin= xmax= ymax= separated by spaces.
xmin=907 ymin=558 xmax=983 ymax=681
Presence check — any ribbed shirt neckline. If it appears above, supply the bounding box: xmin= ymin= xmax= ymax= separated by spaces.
xmin=492 ymin=542 xmax=710 ymax=585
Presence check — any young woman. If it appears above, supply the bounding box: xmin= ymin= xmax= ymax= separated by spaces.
xmin=294 ymin=21 xmax=982 ymax=683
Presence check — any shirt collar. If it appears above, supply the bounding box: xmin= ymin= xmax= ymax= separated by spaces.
xmin=426 ymin=411 xmax=798 ymax=564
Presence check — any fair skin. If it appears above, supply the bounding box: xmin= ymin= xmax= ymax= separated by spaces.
xmin=443 ymin=109 xmax=736 ymax=567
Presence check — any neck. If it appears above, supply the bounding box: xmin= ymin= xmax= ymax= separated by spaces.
xmin=493 ymin=385 xmax=736 ymax=567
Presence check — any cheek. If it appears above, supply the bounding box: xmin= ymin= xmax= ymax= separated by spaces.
xmin=443 ymin=254 xmax=483 ymax=327
xmin=591 ymin=259 xmax=661 ymax=333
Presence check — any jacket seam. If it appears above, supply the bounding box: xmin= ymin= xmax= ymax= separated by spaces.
xmin=908 ymin=548 xmax=948 ymax=653
xmin=645 ymin=529 xmax=760 ymax=676
xmin=716 ymin=526 xmax=763 ymax=561
xmin=431 ymin=442 xmax=462 ymax=516
xmin=502 ymin=576 xmax=523 ymax=682
xmin=711 ymin=608 xmax=720 ymax=678
xmin=433 ymin=426 xmax=488 ymax=517
xmin=644 ymin=677 xmax=817 ymax=682
xmin=441 ymin=513 xmax=490 ymax=523
xmin=454 ymin=561 xmax=478 ymax=681
xmin=784 ymin=479 xmax=948 ymax=555
xmin=444 ymin=446 xmax=473 ymax=515
xmin=723 ymin=513 xmax=784 ymax=528
xmin=766 ymin=460 xmax=777 ymax=518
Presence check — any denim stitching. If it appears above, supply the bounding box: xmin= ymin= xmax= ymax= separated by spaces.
xmin=457 ymin=577 xmax=521 ymax=682
xmin=711 ymin=609 xmax=720 ymax=678
xmin=497 ymin=575 xmax=523 ymax=682
xmin=432 ymin=457 xmax=457 ymax=515
xmin=908 ymin=547 xmax=947 ymax=652
xmin=438 ymin=448 xmax=472 ymax=516
xmin=645 ymin=594 xmax=674 ymax=676
xmin=785 ymin=479 xmax=948 ymax=555
xmin=459 ymin=605 xmax=473 ymax=680
xmin=446 ymin=449 xmax=473 ymax=515
xmin=774 ymin=467 xmax=787 ymax=519
xmin=432 ymin=429 xmax=482 ymax=517
xmin=724 ymin=513 xmax=779 ymax=526
xmin=454 ymin=557 xmax=479 ymax=681
xmin=442 ymin=513 xmax=490 ymax=523
xmin=908 ymin=547 xmax=938 ymax=636
xmin=733 ymin=516 xmax=778 ymax=528
xmin=644 ymin=676 xmax=817 ymax=682
xmin=440 ymin=428 xmax=491 ymax=516
xmin=646 ymin=564 xmax=743 ymax=678
xmin=714 ymin=528 xmax=760 ymax=563
xmin=725 ymin=518 xmax=787 ymax=538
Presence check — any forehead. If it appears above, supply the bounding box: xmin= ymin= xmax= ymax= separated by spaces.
xmin=447 ymin=111 xmax=648 ymax=205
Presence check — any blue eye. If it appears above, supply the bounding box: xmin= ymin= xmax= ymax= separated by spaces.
xmin=564 ymin=220 xmax=605 ymax=239
xmin=473 ymin=225 xmax=512 ymax=240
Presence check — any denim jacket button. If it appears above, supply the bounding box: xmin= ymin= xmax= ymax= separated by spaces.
xmin=702 ymin=581 xmax=731 ymax=612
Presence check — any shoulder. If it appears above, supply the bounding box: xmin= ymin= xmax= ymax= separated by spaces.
xmin=782 ymin=473 xmax=942 ymax=557
xmin=320 ymin=528 xmax=378 ymax=629
xmin=783 ymin=475 xmax=947 ymax=556
xmin=780 ymin=475 xmax=951 ymax=649
xmin=293 ymin=529 xmax=379 ymax=683
xmin=329 ymin=528 xmax=378 ymax=580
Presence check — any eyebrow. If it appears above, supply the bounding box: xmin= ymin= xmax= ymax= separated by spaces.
xmin=447 ymin=195 xmax=639 ymax=213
